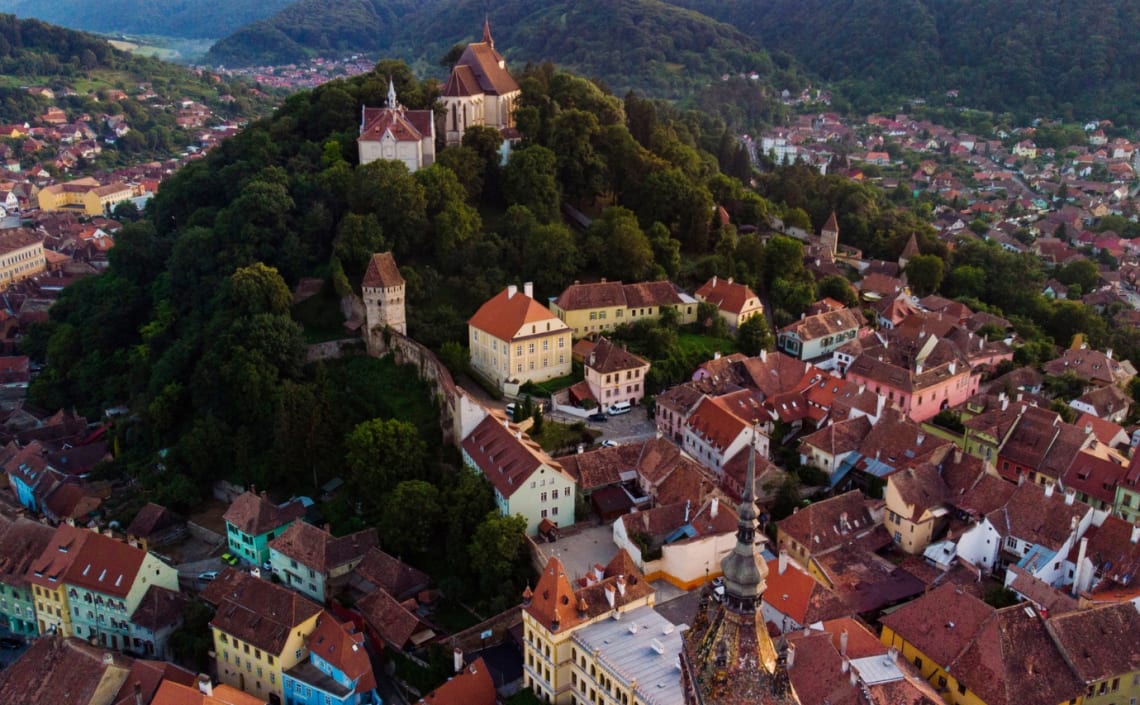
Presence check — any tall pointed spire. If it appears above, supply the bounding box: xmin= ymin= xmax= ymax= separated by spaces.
xmin=482 ymin=15 xmax=494 ymax=48
xmin=718 ymin=426 xmax=767 ymax=613
xmin=387 ymin=76 xmax=398 ymax=110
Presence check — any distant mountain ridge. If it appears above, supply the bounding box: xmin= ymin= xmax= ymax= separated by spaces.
xmin=0 ymin=0 xmax=294 ymax=39
xmin=668 ymin=0 xmax=1140 ymax=122
xmin=205 ymin=0 xmax=799 ymax=102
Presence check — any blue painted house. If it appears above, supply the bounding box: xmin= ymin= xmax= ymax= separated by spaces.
xmin=4 ymin=440 xmax=57 ymax=512
xmin=282 ymin=614 xmax=379 ymax=705
xmin=222 ymin=489 xmax=306 ymax=565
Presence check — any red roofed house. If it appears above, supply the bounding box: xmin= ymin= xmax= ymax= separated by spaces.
xmin=281 ymin=613 xmax=379 ymax=705
xmin=612 ymin=495 xmax=738 ymax=589
xmin=582 ymin=336 xmax=650 ymax=410
xmin=440 ymin=20 xmax=520 ymax=146
xmin=467 ymin=283 xmax=571 ymax=392
xmin=357 ymin=79 xmax=435 ymax=172
xmin=461 ymin=409 xmax=576 ymax=535
xmin=694 ymin=275 xmax=764 ymax=331
xmin=681 ymin=394 xmax=769 ymax=476
xmin=418 ymin=657 xmax=495 ymax=705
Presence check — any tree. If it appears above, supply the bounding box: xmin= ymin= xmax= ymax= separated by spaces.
xmin=348 ymin=160 xmax=427 ymax=255
xmin=736 ymin=314 xmax=773 ymax=356
xmin=905 ymin=254 xmax=945 ymax=296
xmin=696 ymin=301 xmax=729 ymax=339
xmin=333 ymin=213 xmax=386 ymax=277
xmin=502 ymin=145 xmax=560 ymax=223
xmin=817 ymin=274 xmax=859 ymax=307
xmin=378 ymin=480 xmax=441 ymax=559
xmin=586 ymin=207 xmax=654 ymax=281
xmin=344 ymin=418 xmax=428 ymax=515
xmin=468 ymin=512 xmax=529 ymax=611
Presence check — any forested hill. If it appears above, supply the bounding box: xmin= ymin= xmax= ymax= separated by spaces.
xmin=205 ymin=0 xmax=802 ymax=104
xmin=0 ymin=15 xmax=273 ymax=123
xmin=669 ymin=0 xmax=1140 ymax=123
xmin=0 ymin=0 xmax=293 ymax=39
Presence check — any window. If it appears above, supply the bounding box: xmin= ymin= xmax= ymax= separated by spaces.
xmin=958 ymin=684 xmax=966 ymax=695
xmin=552 ymin=489 xmax=559 ymax=500
xmin=517 ymin=345 xmax=523 ymax=357
xmin=541 ymin=492 xmax=548 ymax=502
xmin=914 ymin=656 xmax=923 ymax=669
xmin=541 ymin=509 xmax=548 ymax=518
xmin=552 ymin=507 xmax=559 ymax=516
xmin=529 ymin=343 xmax=535 ymax=354
xmin=543 ymin=340 xmax=549 ymax=351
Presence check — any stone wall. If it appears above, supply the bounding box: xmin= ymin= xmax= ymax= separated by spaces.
xmin=374 ymin=330 xmax=462 ymax=446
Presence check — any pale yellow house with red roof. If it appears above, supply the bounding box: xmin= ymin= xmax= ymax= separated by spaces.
xmin=694 ymin=275 xmax=764 ymax=331
xmin=468 ymin=282 xmax=571 ymax=392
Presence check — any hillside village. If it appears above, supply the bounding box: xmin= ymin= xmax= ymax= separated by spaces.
xmin=1 ymin=18 xmax=1140 ymax=705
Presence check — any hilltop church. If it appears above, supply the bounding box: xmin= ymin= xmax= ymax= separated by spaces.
xmin=357 ymin=79 xmax=436 ymax=172
xmin=439 ymin=19 xmax=520 ymax=146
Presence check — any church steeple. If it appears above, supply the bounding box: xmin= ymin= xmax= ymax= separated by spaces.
xmin=482 ymin=15 xmax=494 ymax=48
xmin=387 ymin=76 xmax=398 ymax=110
xmin=718 ymin=429 xmax=767 ymax=614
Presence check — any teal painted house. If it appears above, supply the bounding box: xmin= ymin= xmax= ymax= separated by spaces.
xmin=0 ymin=518 xmax=54 ymax=637
xmin=223 ymin=489 xmax=306 ymax=565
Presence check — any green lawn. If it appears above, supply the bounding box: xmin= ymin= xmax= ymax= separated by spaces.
xmin=677 ymin=332 xmax=737 ymax=357
xmin=530 ymin=419 xmax=599 ymax=454
xmin=522 ymin=372 xmax=579 ymax=397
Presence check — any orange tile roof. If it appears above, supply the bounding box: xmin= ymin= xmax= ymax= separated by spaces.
xmin=419 ymin=657 xmax=496 ymax=705
xmin=205 ymin=569 xmax=322 ymax=654
xmin=685 ymin=396 xmax=749 ymax=451
xmin=583 ymin=336 xmax=649 ymax=373
xmin=28 ymin=524 xmax=147 ymax=598
xmin=461 ymin=413 xmax=570 ymax=500
xmin=359 ymin=107 xmax=432 ymax=143
xmin=694 ymin=276 xmax=761 ymax=315
xmin=151 ymin=679 xmax=266 ymax=705
xmin=764 ymin=558 xmax=848 ymax=626
xmin=467 ymin=285 xmax=562 ymax=342
xmin=222 ymin=491 xmax=305 ymax=537
xmin=306 ymin=614 xmax=376 ymax=694
xmin=444 ymin=42 xmax=519 ymax=97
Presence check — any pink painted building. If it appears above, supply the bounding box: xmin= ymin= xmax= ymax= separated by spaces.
xmin=844 ymin=332 xmax=980 ymax=422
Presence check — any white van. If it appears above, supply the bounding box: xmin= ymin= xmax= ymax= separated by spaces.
xmin=607 ymin=401 xmax=632 ymax=416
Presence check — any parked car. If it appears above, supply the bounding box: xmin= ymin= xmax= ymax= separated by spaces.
xmin=607 ymin=401 xmax=632 ymax=415
xmin=197 ymin=570 xmax=219 ymax=582
xmin=588 ymin=412 xmax=609 ymax=423
xmin=601 ymin=440 xmax=619 ymax=448
xmin=220 ymin=552 xmax=239 ymax=566
xmin=505 ymin=402 xmax=517 ymax=416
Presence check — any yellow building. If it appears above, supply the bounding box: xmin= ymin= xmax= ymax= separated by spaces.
xmin=37 ymin=177 xmax=132 ymax=216
xmin=1045 ymin=602 xmax=1140 ymax=705
xmin=522 ymin=550 xmax=655 ymax=704
xmin=0 ymin=227 xmax=46 ymax=288
xmin=883 ymin=464 xmax=951 ymax=554
xmin=549 ymin=280 xmax=698 ymax=338
xmin=694 ymin=275 xmax=764 ymax=331
xmin=880 ymin=583 xmax=1085 ymax=705
xmin=468 ymin=282 xmax=571 ymax=393
xmin=204 ymin=569 xmax=323 ymax=703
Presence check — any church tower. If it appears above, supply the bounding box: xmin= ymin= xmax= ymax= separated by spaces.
xmin=680 ymin=435 xmax=798 ymax=704
xmin=361 ymin=252 xmax=406 ymax=355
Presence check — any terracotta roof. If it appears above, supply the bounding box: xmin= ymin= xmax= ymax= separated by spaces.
xmin=583 ymin=336 xmax=648 ymax=374
xmin=151 ymin=679 xmax=266 ymax=705
xmin=684 ymin=395 xmax=750 ymax=452
xmin=555 ymin=442 xmax=640 ymax=491
xmin=889 ymin=462 xmax=947 ymax=522
xmin=419 ymin=657 xmax=495 ymax=705
xmin=28 ymin=524 xmax=147 ymax=598
xmin=1072 ymin=384 xmax=1130 ymax=418
xmin=985 ymin=482 xmax=1090 ymax=551
xmin=524 ymin=550 xmax=653 ymax=634
xmin=0 ymin=227 xmax=42 ymax=253
xmin=358 ymin=107 xmax=432 ymax=143
xmin=222 ymin=491 xmax=305 ymax=537
xmin=812 ymin=546 xmax=925 ymax=614
xmin=467 ymin=285 xmax=564 ymax=343
xmin=822 ymin=212 xmax=839 ymax=234
xmin=952 ymin=472 xmax=1017 ymax=519
xmin=305 ymin=614 xmax=376 ymax=694
xmin=1074 ymin=514 xmax=1140 ymax=596
xmin=441 ymin=64 xmax=482 ymax=97
xmin=357 ymin=587 xmax=423 ymax=650
xmin=0 ymin=517 xmax=53 ymax=589
xmin=784 ymin=631 xmax=861 ymax=705
xmin=361 ymin=252 xmax=403 ymax=289
xmin=443 ymin=42 xmax=519 ymax=97
xmin=126 ymin=502 xmax=182 ymax=539
xmin=1062 ymin=450 xmax=1127 ymax=507
xmin=764 ymin=558 xmax=850 ymax=626
xmin=798 ymin=416 xmax=872 ymax=456
xmin=779 ymin=307 xmax=865 ymax=342
xmin=1046 ymin=602 xmax=1140 ymax=684
xmin=694 ymin=276 xmax=761 ymax=316
xmin=0 ymin=637 xmax=131 ymax=705
xmin=461 ymin=413 xmax=570 ymax=500
xmin=553 ymin=281 xmax=626 ymax=310
xmin=777 ymin=490 xmax=879 ymax=557
xmin=817 ymin=616 xmax=884 ymax=659
xmin=349 ymin=546 xmax=430 ymax=601
xmin=619 ymin=498 xmax=737 ymax=542
xmin=110 ymin=660 xmax=197 ymax=705
xmin=205 ymin=568 xmax=322 ymax=654
xmin=881 ymin=582 xmax=994 ymax=667
xmin=129 ymin=585 xmax=188 ymax=631
xmin=622 ymin=280 xmax=683 ymax=308
xmin=1043 ymin=347 xmax=1131 ymax=386
xmin=1005 ymin=565 xmax=1080 ymax=615
xmin=269 ymin=523 xmax=378 ymax=574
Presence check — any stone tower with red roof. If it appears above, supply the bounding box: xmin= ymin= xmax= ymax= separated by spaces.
xmin=362 ymin=252 xmax=406 ymax=353
xmin=819 ymin=211 xmax=839 ymax=261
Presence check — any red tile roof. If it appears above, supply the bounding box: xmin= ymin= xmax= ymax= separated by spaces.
xmin=583 ymin=336 xmax=649 ymax=374
xmin=306 ymin=614 xmax=376 ymax=694
xmin=349 ymin=546 xmax=430 ymax=601
xmin=694 ymin=276 xmax=761 ymax=316
xmin=357 ymin=587 xmax=424 ymax=650
xmin=361 ymin=252 xmax=403 ymax=289
xmin=222 ymin=491 xmax=305 ymax=537
xmin=764 ymin=558 xmax=849 ymax=626
xmin=129 ymin=585 xmax=188 ymax=632
xmin=28 ymin=524 xmax=148 ymax=598
xmin=525 ymin=550 xmax=653 ymax=634
xmin=443 ymin=42 xmax=519 ymax=97
xmin=685 ymin=396 xmax=749 ymax=451
xmin=467 ymin=285 xmax=563 ymax=342
xmin=461 ymin=413 xmax=571 ymax=500
xmin=0 ymin=637 xmax=131 ymax=705
xmin=358 ymin=107 xmax=432 ymax=143
xmin=777 ymin=490 xmax=879 ymax=557
xmin=204 ymin=568 xmax=322 ymax=654
xmin=0 ymin=517 xmax=53 ymax=589
xmin=419 ymin=657 xmax=496 ymax=705
xmin=1045 ymin=601 xmax=1140 ymax=685
xmin=268 ymin=523 xmax=378 ymax=574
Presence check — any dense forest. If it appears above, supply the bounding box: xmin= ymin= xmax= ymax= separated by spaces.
xmin=670 ymin=0 xmax=1140 ymax=123
xmin=0 ymin=0 xmax=292 ymax=40
xmin=205 ymin=0 xmax=802 ymax=118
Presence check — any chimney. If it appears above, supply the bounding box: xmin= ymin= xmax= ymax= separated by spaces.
xmin=778 ymin=550 xmax=789 ymax=576
xmin=1131 ymin=522 xmax=1140 ymax=545
xmin=840 ymin=629 xmax=849 ymax=656
xmin=197 ymin=675 xmax=213 ymax=697
xmin=849 ymin=670 xmax=858 ymax=687
xmin=916 ymin=433 xmax=925 ymax=446
xmin=841 ymin=658 xmax=850 ymax=674
xmin=454 ymin=647 xmax=464 ymax=674
xmin=507 ymin=284 xmax=518 ymax=299
xmin=713 ymin=351 xmax=721 ymax=360
xmin=616 ymin=575 xmax=627 ymax=596
xmin=134 ymin=682 xmax=143 ymax=705
xmin=711 ymin=497 xmax=719 ymax=519
xmin=524 ymin=282 xmax=534 ymax=298
xmin=1044 ymin=482 xmax=1055 ymax=498
xmin=760 ymin=349 xmax=767 ymax=362
xmin=786 ymin=643 xmax=796 ymax=669
xmin=728 ymin=277 xmax=734 ymax=284
xmin=684 ymin=499 xmax=691 ymax=523
xmin=712 ymin=275 xmax=718 ymax=287
xmin=1107 ymin=348 xmax=1113 ymax=360
xmin=103 ymin=653 xmax=114 ymax=666
xmin=605 ymin=584 xmax=616 ymax=608
xmin=577 ymin=443 xmax=585 ymax=454
xmin=888 ymin=646 xmax=899 ymax=661
xmin=1018 ymin=472 xmax=1025 ymax=486
xmin=1064 ymin=488 xmax=1075 ymax=506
